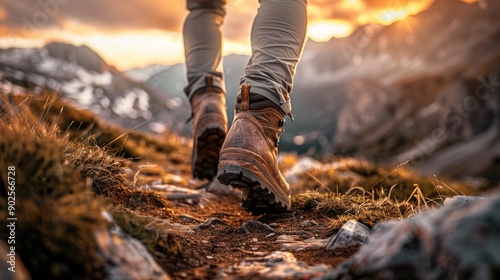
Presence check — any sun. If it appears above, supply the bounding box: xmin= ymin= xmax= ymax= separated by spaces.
xmin=307 ymin=20 xmax=354 ymax=42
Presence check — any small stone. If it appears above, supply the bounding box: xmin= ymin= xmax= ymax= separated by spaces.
xmin=217 ymin=251 xmax=331 ymax=279
xmin=277 ymin=235 xmax=300 ymax=243
xmin=325 ymin=220 xmax=370 ymax=251
xmin=280 ymin=237 xmax=328 ymax=251
xmin=251 ymin=247 xmax=258 ymax=251
xmin=202 ymin=240 xmax=209 ymax=244
xmin=268 ymin=223 xmax=278 ymax=227
xmin=252 ymin=238 xmax=258 ymax=242
xmin=206 ymin=256 xmax=213 ymax=259
xmin=299 ymin=220 xmax=319 ymax=227
xmin=266 ymin=233 xmax=276 ymax=238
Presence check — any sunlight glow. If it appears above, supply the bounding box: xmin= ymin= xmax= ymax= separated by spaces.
xmin=358 ymin=2 xmax=431 ymax=26
xmin=0 ymin=0 xmax=439 ymax=69
xmin=308 ymin=20 xmax=354 ymax=42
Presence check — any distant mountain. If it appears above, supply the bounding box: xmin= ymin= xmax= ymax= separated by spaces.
xmin=125 ymin=64 xmax=171 ymax=82
xmin=326 ymin=0 xmax=500 ymax=181
xmin=0 ymin=42 xmax=180 ymax=134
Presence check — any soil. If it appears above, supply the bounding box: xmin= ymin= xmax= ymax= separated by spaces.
xmin=125 ymin=157 xmax=357 ymax=279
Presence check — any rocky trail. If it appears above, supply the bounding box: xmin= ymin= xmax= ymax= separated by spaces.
xmin=120 ymin=153 xmax=360 ymax=279
xmin=1 ymin=94 xmax=499 ymax=280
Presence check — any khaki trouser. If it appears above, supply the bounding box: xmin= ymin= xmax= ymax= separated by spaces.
xmin=184 ymin=0 xmax=307 ymax=114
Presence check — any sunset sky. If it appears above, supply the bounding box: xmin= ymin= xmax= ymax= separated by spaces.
xmin=0 ymin=0 xmax=477 ymax=70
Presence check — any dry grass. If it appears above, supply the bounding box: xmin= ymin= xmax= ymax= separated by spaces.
xmin=289 ymin=156 xmax=479 ymax=232
xmin=293 ymin=190 xmax=415 ymax=231
xmin=0 ymin=93 xmax=184 ymax=279
xmin=8 ymin=93 xmax=187 ymax=162
xmin=0 ymin=96 xmax=108 ymax=279
xmin=291 ymin=157 xmax=475 ymax=203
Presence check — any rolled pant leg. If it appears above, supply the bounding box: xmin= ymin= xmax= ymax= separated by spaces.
xmin=184 ymin=0 xmax=227 ymax=99
xmin=240 ymin=0 xmax=308 ymax=115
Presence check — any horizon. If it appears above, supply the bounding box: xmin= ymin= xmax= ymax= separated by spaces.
xmin=0 ymin=0 xmax=479 ymax=71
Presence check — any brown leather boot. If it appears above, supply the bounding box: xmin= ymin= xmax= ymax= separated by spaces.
xmin=191 ymin=89 xmax=228 ymax=180
xmin=217 ymin=84 xmax=291 ymax=212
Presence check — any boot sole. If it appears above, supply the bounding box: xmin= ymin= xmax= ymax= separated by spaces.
xmin=217 ymin=156 xmax=290 ymax=213
xmin=192 ymin=125 xmax=226 ymax=180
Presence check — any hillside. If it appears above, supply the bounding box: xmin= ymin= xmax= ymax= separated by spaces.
xmin=1 ymin=93 xmax=495 ymax=279
xmin=0 ymin=42 xmax=182 ymax=134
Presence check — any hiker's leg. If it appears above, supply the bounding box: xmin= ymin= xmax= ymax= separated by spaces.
xmin=239 ymin=0 xmax=308 ymax=115
xmin=184 ymin=0 xmax=228 ymax=180
xmin=184 ymin=0 xmax=226 ymax=99
xmin=217 ymin=0 xmax=308 ymax=211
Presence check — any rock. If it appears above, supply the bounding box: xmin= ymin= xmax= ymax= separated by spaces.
xmin=283 ymin=157 xmax=323 ymax=184
xmin=443 ymin=195 xmax=484 ymax=207
xmin=325 ymin=220 xmax=370 ymax=251
xmin=139 ymin=184 xmax=216 ymax=207
xmin=217 ymin=251 xmax=331 ymax=279
xmin=320 ymin=194 xmax=500 ymax=280
xmin=95 ymin=211 xmax=172 ymax=279
xmin=205 ymin=179 xmax=242 ymax=197
xmin=95 ymin=229 xmax=171 ymax=280
xmin=276 ymin=235 xmax=301 ymax=243
xmin=299 ymin=220 xmax=319 ymax=227
xmin=280 ymin=237 xmax=328 ymax=252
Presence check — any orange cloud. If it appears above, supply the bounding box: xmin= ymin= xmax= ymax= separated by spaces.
xmin=2 ymin=0 xmax=186 ymax=36
xmin=0 ymin=0 xmax=442 ymax=69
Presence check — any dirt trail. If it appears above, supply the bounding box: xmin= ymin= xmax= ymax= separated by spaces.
xmin=125 ymin=155 xmax=355 ymax=279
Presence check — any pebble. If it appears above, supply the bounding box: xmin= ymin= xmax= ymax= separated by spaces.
xmin=206 ymin=256 xmax=213 ymax=259
xmin=299 ymin=220 xmax=319 ymax=227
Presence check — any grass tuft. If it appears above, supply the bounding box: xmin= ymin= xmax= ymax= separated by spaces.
xmin=0 ymin=93 xmax=184 ymax=279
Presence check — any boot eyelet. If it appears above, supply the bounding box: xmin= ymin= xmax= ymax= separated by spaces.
xmin=278 ymin=118 xmax=286 ymax=127
xmin=275 ymin=138 xmax=280 ymax=147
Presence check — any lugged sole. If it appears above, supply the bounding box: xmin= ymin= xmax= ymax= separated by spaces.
xmin=217 ymin=162 xmax=289 ymax=213
xmin=192 ymin=126 xmax=226 ymax=180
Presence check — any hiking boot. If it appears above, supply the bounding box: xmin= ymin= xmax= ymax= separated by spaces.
xmin=217 ymin=84 xmax=291 ymax=212
xmin=191 ymin=89 xmax=228 ymax=180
